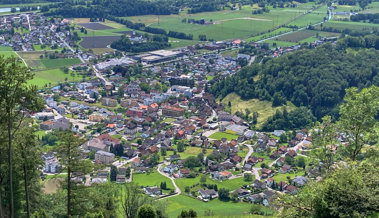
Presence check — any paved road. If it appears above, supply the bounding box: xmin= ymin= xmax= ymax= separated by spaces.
xmin=248 ymin=55 xmax=256 ymax=66
xmin=157 ymin=163 xmax=181 ymax=200
xmin=56 ymin=33 xmax=86 ymax=64
xmin=26 ymin=14 xmax=31 ymax=31
xmin=269 ymin=140 xmax=307 ymax=167
xmin=206 ymin=109 xmax=217 ymax=123
xmin=112 ymin=156 xmax=138 ymax=169
xmin=93 ymin=67 xmax=112 ymax=86
xmin=243 ymin=144 xmax=254 ymax=164
xmin=256 ymin=7 xmax=333 ymax=44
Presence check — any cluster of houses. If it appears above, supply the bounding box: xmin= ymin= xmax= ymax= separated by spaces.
xmin=0 ymin=13 xmax=74 ymax=51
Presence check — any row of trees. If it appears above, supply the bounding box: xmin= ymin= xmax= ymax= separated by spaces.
xmin=351 ymin=13 xmax=379 ymax=23
xmin=110 ymin=35 xmax=170 ymax=53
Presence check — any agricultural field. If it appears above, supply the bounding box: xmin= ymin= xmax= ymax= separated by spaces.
xmin=221 ymin=93 xmax=296 ymax=127
xmin=246 ymin=27 xmax=293 ymax=42
xmin=277 ymin=30 xmax=315 ymax=42
xmin=287 ymin=5 xmax=328 ymax=27
xmin=29 ymin=68 xmax=81 ymax=88
xmin=360 ymin=2 xmax=379 ymax=14
xmin=123 ymin=3 xmax=325 ymax=41
xmin=40 ymin=58 xmax=81 ymax=69
xmin=79 ymin=36 xmax=122 ymax=48
xmin=321 ymin=20 xmax=379 ymax=32
xmin=79 ymin=22 xmax=114 ymax=30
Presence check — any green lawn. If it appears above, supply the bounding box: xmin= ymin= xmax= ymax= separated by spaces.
xmin=206 ymin=75 xmax=215 ymax=81
xmin=40 ymin=58 xmax=81 ymax=69
xmin=271 ymin=170 xmax=305 ymax=182
xmin=176 ymin=175 xmax=251 ymax=193
xmin=164 ymin=195 xmax=259 ymax=217
xmin=178 ymin=147 xmax=213 ymax=159
xmin=29 ymin=68 xmax=81 ymax=88
xmin=161 ymin=118 xmax=176 ymax=124
xmin=265 ymin=39 xmax=297 ymax=48
xmin=209 ymin=132 xmax=239 ymax=141
xmin=221 ymin=93 xmax=296 ymax=128
xmin=0 ymin=51 xmax=18 ymax=58
xmin=133 ymin=170 xmax=175 ymax=190
xmin=0 ymin=46 xmax=14 ymax=51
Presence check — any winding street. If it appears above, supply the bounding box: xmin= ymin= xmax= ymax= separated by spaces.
xmin=157 ymin=163 xmax=181 ymax=200
xmin=240 ymin=143 xmax=261 ymax=180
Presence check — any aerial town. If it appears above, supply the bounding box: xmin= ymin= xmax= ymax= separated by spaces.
xmin=0 ymin=0 xmax=378 ymax=216
xmin=5 ymin=12 xmax=331 ymax=203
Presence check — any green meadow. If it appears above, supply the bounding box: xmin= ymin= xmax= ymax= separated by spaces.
xmin=29 ymin=68 xmax=81 ymax=88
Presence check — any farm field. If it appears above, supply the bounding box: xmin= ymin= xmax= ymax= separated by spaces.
xmin=165 ymin=195 xmax=263 ymax=217
xmin=221 ymin=93 xmax=296 ymax=127
xmin=80 ymin=36 xmax=122 ymax=48
xmin=79 ymin=22 xmax=114 ymax=30
xmin=40 ymin=58 xmax=81 ymax=69
xmin=246 ymin=27 xmax=293 ymax=42
xmin=29 ymin=68 xmax=81 ymax=88
xmin=321 ymin=20 xmax=379 ymax=32
xmin=277 ymin=30 xmax=315 ymax=42
xmin=209 ymin=132 xmax=239 ymax=141
xmin=360 ymin=2 xmax=379 ymax=14
xmin=123 ymin=3 xmax=324 ymax=41
xmin=287 ymin=5 xmax=328 ymax=27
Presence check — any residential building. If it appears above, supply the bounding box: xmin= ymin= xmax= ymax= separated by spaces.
xmin=95 ymin=150 xmax=115 ymax=164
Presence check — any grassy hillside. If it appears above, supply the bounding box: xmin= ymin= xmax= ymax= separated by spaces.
xmin=221 ymin=93 xmax=296 ymax=127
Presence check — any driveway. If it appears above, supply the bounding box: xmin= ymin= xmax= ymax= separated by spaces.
xmin=157 ymin=163 xmax=181 ymax=200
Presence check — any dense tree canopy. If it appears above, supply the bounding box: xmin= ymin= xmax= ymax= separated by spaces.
xmin=211 ymin=39 xmax=379 ymax=120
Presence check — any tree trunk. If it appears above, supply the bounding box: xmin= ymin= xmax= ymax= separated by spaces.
xmin=7 ymin=116 xmax=14 ymax=218
xmin=23 ymin=164 xmax=30 ymax=218
xmin=0 ymin=184 xmax=4 ymax=218
xmin=67 ymin=167 xmax=71 ymax=217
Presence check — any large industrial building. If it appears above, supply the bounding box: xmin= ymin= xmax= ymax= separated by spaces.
xmin=134 ymin=50 xmax=184 ymax=64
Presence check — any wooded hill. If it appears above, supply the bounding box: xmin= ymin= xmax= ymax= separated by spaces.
xmin=210 ymin=35 xmax=379 ymax=120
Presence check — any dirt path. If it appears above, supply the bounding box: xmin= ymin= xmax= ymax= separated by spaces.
xmin=214 ymin=17 xmax=272 ymax=24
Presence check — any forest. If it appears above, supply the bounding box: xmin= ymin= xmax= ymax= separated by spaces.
xmin=41 ymin=0 xmax=327 ymax=18
xmin=210 ymin=35 xmax=379 ymax=121
xmin=110 ymin=35 xmax=170 ymax=53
